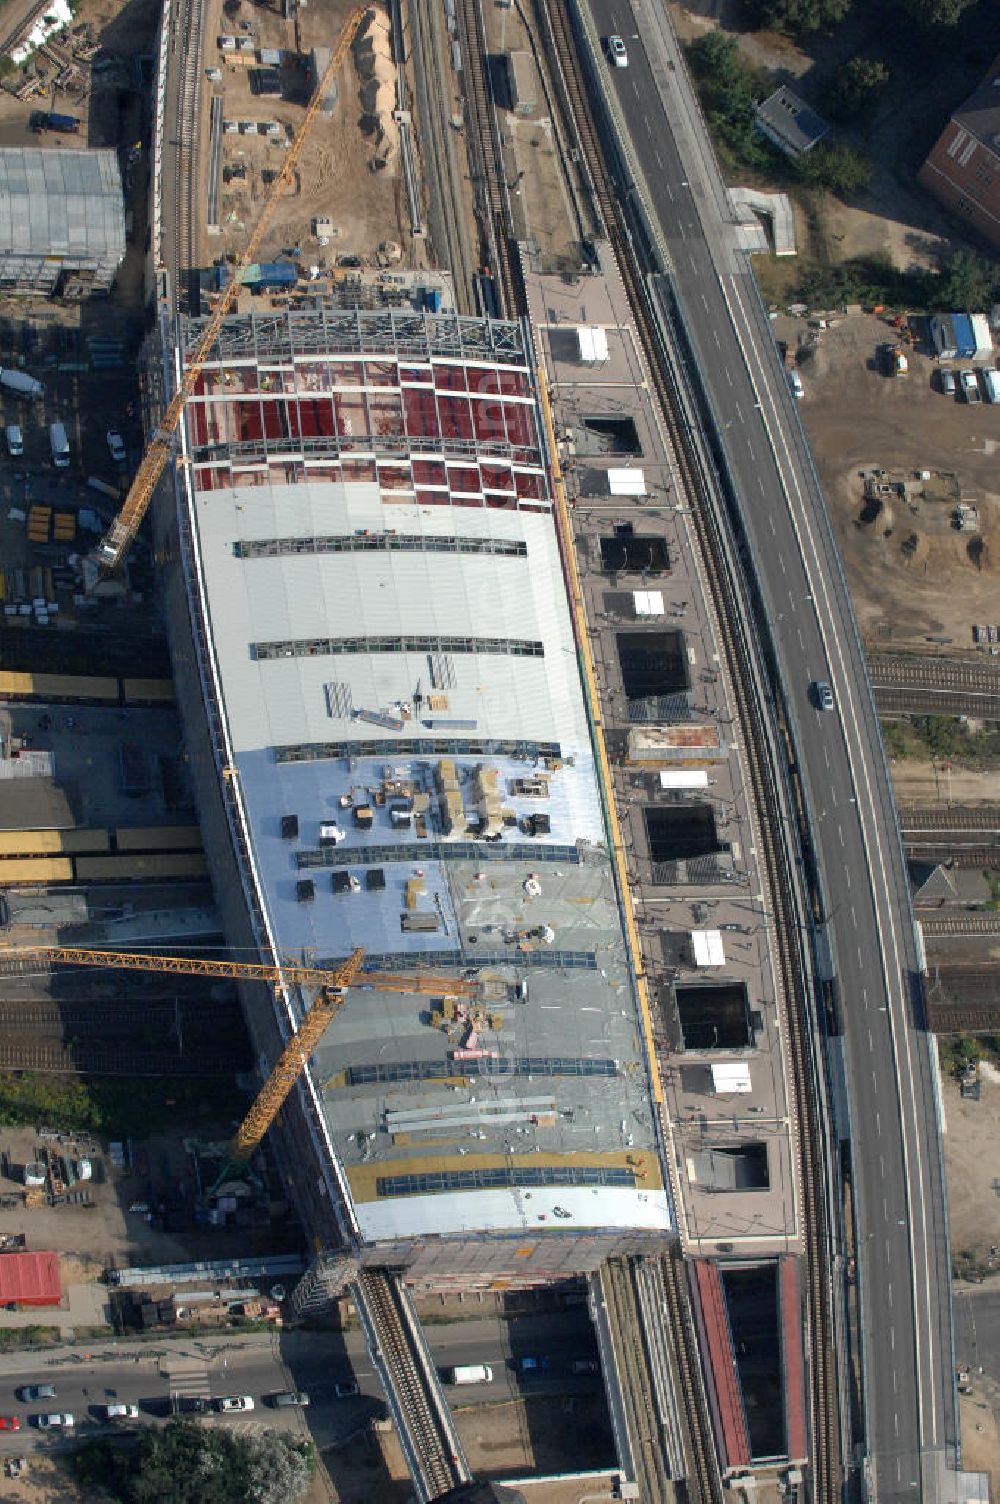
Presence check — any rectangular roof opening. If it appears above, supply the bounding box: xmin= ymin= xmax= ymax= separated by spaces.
xmin=676 ymin=981 xmax=754 ymax=1050
xmin=645 ymin=803 xmax=721 ymax=863
xmin=601 ymin=533 xmax=669 ymax=573
xmin=617 ymin=631 xmax=688 ymax=700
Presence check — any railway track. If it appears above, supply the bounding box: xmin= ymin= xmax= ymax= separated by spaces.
xmin=925 ymin=961 xmax=1000 ymax=1031
xmin=921 ymin=914 xmax=1000 ymax=938
xmin=899 ymin=806 xmax=1000 ymax=833
xmin=355 ymin=1270 xmax=464 ymax=1501
xmin=870 ymin=655 xmax=1000 ymax=719
xmin=170 ymin=0 xmax=204 ymax=283
xmin=907 ymin=842 xmax=1000 ymax=869
xmin=875 ymin=686 xmax=1000 ymax=720
xmin=0 ymin=997 xmax=246 ymax=1035
xmin=539 ymin=3 xmax=841 ymax=1496
xmin=0 ymin=1037 xmax=234 ymax=1075
xmin=868 ymin=655 xmax=1000 ymax=696
xmin=601 ymin=1258 xmax=676 ymax=1502
xmin=453 ymin=0 xmax=521 ymax=313
xmin=660 ymin=1248 xmax=723 ymax=1504
xmin=928 ymin=964 xmax=1000 ymax=998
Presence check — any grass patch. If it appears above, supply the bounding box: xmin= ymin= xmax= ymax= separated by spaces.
xmin=0 ymin=1074 xmax=247 ymax=1139
xmin=881 ymin=715 xmax=1000 ymax=765
xmin=0 ymin=1325 xmax=61 ymax=1349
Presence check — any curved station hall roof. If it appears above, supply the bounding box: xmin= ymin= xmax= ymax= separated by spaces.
xmin=177 ymin=307 xmax=670 ymax=1247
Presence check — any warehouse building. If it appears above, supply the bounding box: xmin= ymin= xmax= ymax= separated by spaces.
xmin=149 ymin=305 xmax=672 ymax=1285
xmin=0 ymin=147 xmax=125 ymax=295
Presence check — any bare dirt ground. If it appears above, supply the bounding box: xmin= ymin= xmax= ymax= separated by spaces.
xmin=780 ymin=311 xmax=1000 ymax=649
xmin=959 ymin=1384 xmax=1000 ymax=1503
xmin=201 ymin=0 xmax=419 ymax=270
xmin=889 ymin=761 xmax=1000 ymax=805
xmin=942 ymin=1071 xmax=1000 ymax=1269
xmin=0 ymin=1455 xmax=90 ymax=1504
xmin=0 ymin=1124 xmax=288 ymax=1298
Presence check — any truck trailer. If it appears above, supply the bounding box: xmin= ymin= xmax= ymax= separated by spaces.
xmin=0 ymin=368 xmax=44 ymax=400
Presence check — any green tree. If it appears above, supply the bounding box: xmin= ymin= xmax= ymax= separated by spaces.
xmin=74 ymin=1422 xmax=315 ymax=1504
xmin=746 ymin=0 xmax=853 ymax=33
xmin=894 ymin=0 xmax=978 ymax=23
xmin=687 ymin=32 xmax=776 ymax=172
xmin=936 ymin=248 xmax=999 ymax=311
xmin=797 ymin=141 xmax=873 ymax=195
xmin=824 ymin=57 xmax=889 ymax=121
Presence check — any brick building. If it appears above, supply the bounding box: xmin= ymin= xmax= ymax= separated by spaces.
xmin=918 ymin=52 xmax=1000 ymax=252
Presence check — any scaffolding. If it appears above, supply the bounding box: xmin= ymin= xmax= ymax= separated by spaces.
xmin=178 ymin=305 xmax=528 ymax=367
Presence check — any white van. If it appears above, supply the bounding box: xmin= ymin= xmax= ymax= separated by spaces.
xmin=787 ymin=370 xmax=804 ymax=400
xmin=49 ymin=421 xmax=70 ymax=468
xmin=5 ymin=423 xmax=22 ymax=456
xmin=445 ymin=1364 xmax=493 ymax=1385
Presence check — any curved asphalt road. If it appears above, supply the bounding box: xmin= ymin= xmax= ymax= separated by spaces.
xmin=583 ymin=3 xmax=956 ymax=1499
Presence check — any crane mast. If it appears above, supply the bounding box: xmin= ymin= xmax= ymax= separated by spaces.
xmin=1 ymin=942 xmax=477 ymax=1160
xmin=94 ymin=6 xmax=367 ymax=573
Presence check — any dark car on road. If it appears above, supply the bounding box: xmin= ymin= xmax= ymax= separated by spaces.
xmin=515 ymin=1356 xmax=550 ymax=1374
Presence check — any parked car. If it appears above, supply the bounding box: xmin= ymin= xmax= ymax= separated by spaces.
xmin=267 ymin=1391 xmax=310 ymax=1408
xmin=178 ymin=1396 xmax=209 ymax=1414
xmin=607 ymin=34 xmax=628 ymax=67
xmin=960 ymin=369 xmax=981 ymax=403
xmin=571 ymin=1359 xmax=599 ymax=1375
xmin=787 ymin=369 xmax=804 ymax=399
xmin=106 ymin=428 xmax=126 ymax=463
xmin=34 ymin=1413 xmax=73 ymax=1429
xmin=938 ymin=369 xmax=956 ymax=396
xmin=516 ymin=1356 xmax=550 ymax=1374
xmin=333 ymin=1381 xmax=359 ymax=1399
xmin=105 ymin=1403 xmax=139 ymax=1420
xmin=215 ymin=1396 xmax=254 ymax=1413
xmin=0 ymin=1415 xmax=21 ymax=1430
xmin=17 ymin=1385 xmax=55 ymax=1403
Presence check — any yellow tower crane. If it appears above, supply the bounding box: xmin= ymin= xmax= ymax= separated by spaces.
xmin=94 ymin=5 xmax=369 ymax=574
xmin=2 ymin=944 xmax=477 ymax=1161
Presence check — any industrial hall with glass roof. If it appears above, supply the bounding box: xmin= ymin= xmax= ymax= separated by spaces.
xmin=169 ymin=305 xmax=671 ymax=1268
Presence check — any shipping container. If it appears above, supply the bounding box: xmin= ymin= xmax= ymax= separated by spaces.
xmin=121 ymin=677 xmax=175 ymax=704
xmin=74 ymin=852 xmax=209 ymax=882
xmin=0 ymin=829 xmax=110 ymax=857
xmin=114 ymin=826 xmax=203 ymax=852
xmin=0 ymin=671 xmax=119 ymax=704
xmin=0 ymin=857 xmax=74 ymax=884
xmin=39 ymin=113 xmax=80 ymax=133
xmin=248 ymin=260 xmax=297 ymax=289
xmin=982 ymin=369 xmax=1000 ymax=404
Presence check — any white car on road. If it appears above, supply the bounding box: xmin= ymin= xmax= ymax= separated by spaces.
xmin=608 ymin=34 xmax=628 ymax=67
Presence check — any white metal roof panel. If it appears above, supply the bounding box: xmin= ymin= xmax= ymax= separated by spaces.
xmin=711 ymin=1062 xmax=752 ymax=1094
xmin=0 ymin=148 xmax=124 ymax=260
xmin=608 ymin=467 xmax=646 ymax=496
xmin=691 ymin=929 xmax=725 ymax=967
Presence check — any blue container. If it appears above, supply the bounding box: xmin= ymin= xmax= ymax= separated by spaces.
xmin=256 ymin=261 xmax=297 ymax=289
xmin=425 ymin=287 xmax=443 ymax=313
